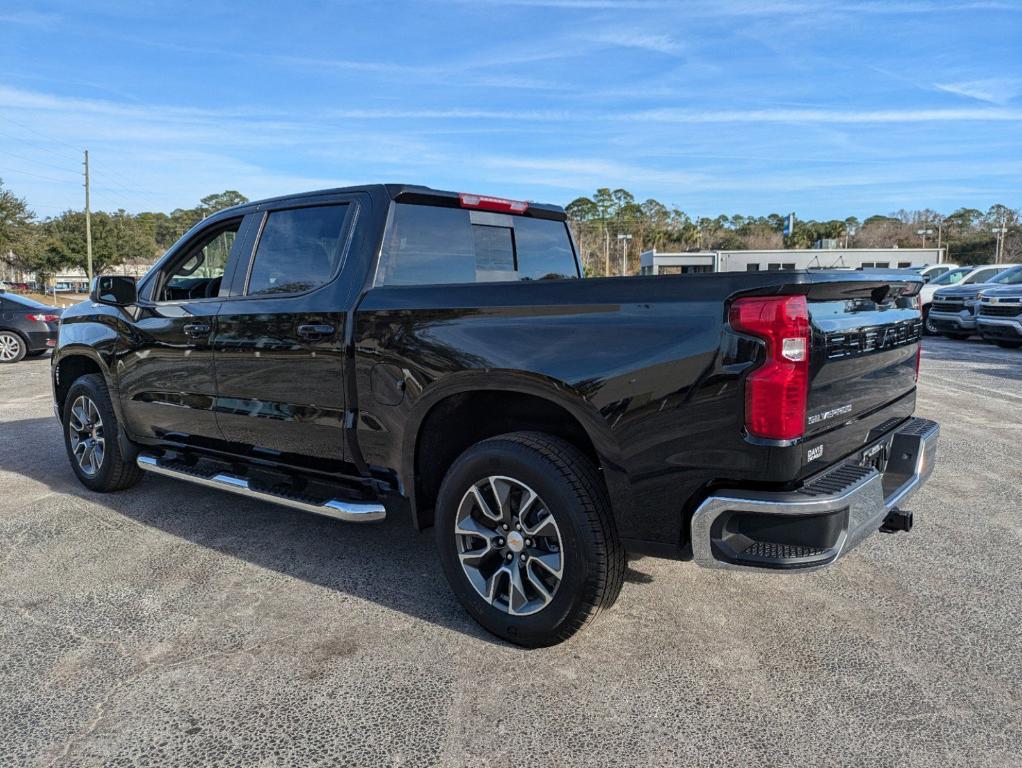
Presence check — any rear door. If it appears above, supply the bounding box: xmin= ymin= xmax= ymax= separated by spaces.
xmin=211 ymin=195 xmax=362 ymax=464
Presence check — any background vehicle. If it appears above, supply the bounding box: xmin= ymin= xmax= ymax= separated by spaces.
xmin=928 ymin=265 xmax=1022 ymax=340
xmin=920 ymin=265 xmax=1005 ymax=334
xmin=977 ymin=269 xmax=1022 ymax=349
xmin=912 ymin=264 xmax=958 ymax=282
xmin=0 ymin=292 xmax=61 ymax=363
xmin=51 ymin=184 xmax=938 ymax=646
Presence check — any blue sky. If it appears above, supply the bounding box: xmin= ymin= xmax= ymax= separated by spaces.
xmin=0 ymin=0 xmax=1020 ymax=220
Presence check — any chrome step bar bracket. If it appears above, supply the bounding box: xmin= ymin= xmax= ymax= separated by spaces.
xmin=136 ymin=454 xmax=386 ymax=523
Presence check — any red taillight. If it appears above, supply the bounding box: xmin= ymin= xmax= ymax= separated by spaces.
xmin=915 ymin=341 xmax=922 ymax=382
xmin=458 ymin=193 xmax=529 ymax=214
xmin=729 ymin=295 xmax=810 ymax=441
xmin=26 ymin=313 xmax=59 ymax=323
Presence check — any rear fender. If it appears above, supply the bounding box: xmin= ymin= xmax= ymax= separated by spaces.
xmin=401 ymin=370 xmax=633 ymax=528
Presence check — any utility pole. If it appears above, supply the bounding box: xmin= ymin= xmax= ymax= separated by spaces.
xmin=617 ymin=233 xmax=633 ymax=276
xmin=993 ymin=225 xmax=1007 ymax=264
xmin=604 ymin=227 xmax=610 ymax=277
xmin=83 ymin=150 xmax=93 ymax=285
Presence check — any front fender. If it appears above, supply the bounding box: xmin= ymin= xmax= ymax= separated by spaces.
xmin=52 ymin=314 xmax=130 ymax=441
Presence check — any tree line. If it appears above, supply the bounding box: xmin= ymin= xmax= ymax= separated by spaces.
xmin=1 ymin=178 xmax=1018 ymax=284
xmin=0 ymin=180 xmax=247 ymax=283
xmin=566 ymin=188 xmax=1021 ymax=276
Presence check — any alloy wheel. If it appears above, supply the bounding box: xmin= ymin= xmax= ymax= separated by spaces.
xmin=0 ymin=333 xmax=22 ymax=362
xmin=68 ymin=395 xmax=105 ymax=477
xmin=454 ymin=475 xmax=564 ymax=616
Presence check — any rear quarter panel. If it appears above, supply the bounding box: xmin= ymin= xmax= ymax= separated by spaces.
xmin=353 ymin=274 xmax=781 ymax=551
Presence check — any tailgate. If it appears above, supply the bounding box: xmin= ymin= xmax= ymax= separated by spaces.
xmin=805 ymin=278 xmax=921 ymax=447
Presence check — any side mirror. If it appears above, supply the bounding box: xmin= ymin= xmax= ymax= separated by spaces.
xmin=92 ymin=275 xmax=137 ymax=307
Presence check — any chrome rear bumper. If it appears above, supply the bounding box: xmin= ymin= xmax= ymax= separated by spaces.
xmin=691 ymin=417 xmax=939 ymax=571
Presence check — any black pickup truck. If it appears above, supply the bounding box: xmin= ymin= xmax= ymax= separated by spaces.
xmin=53 ymin=184 xmax=939 ymax=646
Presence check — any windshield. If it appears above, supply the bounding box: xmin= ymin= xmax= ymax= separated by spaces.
xmin=991 ymin=266 xmax=1022 ymax=285
xmin=3 ymin=292 xmax=56 ymax=309
xmin=931 ymin=268 xmax=970 ymax=285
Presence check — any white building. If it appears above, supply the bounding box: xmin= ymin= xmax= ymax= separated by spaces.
xmin=1 ymin=261 xmax=154 ymax=293
xmin=639 ymin=247 xmax=946 ymax=275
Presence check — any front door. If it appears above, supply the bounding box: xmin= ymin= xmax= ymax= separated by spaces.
xmin=118 ymin=216 xmax=249 ymax=446
xmin=212 ymin=198 xmax=359 ymax=465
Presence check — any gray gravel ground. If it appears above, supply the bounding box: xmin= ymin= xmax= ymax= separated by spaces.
xmin=1 ymin=337 xmax=1020 ymax=767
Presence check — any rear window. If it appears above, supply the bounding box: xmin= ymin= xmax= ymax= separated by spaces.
xmin=247 ymin=204 xmax=350 ymax=296
xmin=2 ymin=293 xmax=53 ymax=309
xmin=376 ymin=203 xmax=577 ymax=286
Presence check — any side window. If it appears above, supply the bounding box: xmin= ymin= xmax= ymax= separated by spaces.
xmin=514 ymin=217 xmax=577 ymax=280
xmin=158 ymin=220 xmax=240 ymax=302
xmin=247 ymin=204 xmax=350 ymax=296
xmin=377 ymin=206 xmax=475 ymax=285
xmin=965 ymin=269 xmax=995 ymax=284
xmin=376 ymin=203 xmax=578 ymax=286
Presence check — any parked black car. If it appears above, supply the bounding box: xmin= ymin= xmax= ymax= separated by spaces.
xmin=51 ymin=184 xmax=939 ymax=646
xmin=0 ymin=291 xmax=62 ymax=363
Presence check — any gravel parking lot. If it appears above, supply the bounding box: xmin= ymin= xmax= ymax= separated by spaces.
xmin=2 ymin=338 xmax=1020 ymax=767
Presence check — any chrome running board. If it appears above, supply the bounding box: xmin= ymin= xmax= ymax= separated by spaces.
xmin=136 ymin=454 xmax=386 ymax=523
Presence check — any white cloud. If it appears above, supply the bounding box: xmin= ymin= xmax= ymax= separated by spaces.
xmin=2 ymin=83 xmax=1019 ymax=216
xmin=448 ymin=0 xmax=1022 ymax=12
xmin=0 ymin=10 xmax=59 ymax=24
xmin=623 ymin=107 xmax=1022 ymax=124
xmin=934 ymin=78 xmax=1022 ymax=105
xmin=456 ymin=0 xmax=672 ymax=7
xmin=584 ymin=30 xmax=683 ymax=55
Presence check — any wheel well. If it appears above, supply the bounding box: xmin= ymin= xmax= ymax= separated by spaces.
xmin=55 ymin=355 xmax=103 ymax=413
xmin=0 ymin=327 xmax=29 ymax=343
xmin=413 ymin=390 xmax=601 ymax=529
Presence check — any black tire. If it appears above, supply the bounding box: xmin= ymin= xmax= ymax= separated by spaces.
xmin=995 ymin=340 xmax=1022 ymax=349
xmin=922 ymin=306 xmax=936 ymax=336
xmin=435 ymin=431 xmax=624 ymax=647
xmin=943 ymin=332 xmax=971 ymax=340
xmin=0 ymin=330 xmax=27 ymax=363
xmin=62 ymin=373 xmax=144 ymax=492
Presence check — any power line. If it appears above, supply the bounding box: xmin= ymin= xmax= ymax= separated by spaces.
xmin=0 ymin=164 xmax=80 ymax=184
xmin=0 ymin=116 xmax=166 ymax=208
xmin=0 ymin=113 xmax=85 ymax=161
xmin=0 ymin=147 xmax=82 ymax=176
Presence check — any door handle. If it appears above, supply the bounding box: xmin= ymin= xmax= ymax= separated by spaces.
xmin=297 ymin=323 xmax=335 ymax=339
xmin=183 ymin=322 xmax=211 ymax=337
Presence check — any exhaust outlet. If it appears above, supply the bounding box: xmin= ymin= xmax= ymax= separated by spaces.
xmin=880 ymin=508 xmax=913 ymax=533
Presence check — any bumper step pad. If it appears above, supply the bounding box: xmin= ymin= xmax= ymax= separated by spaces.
xmin=690 ymin=417 xmax=939 ymax=571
